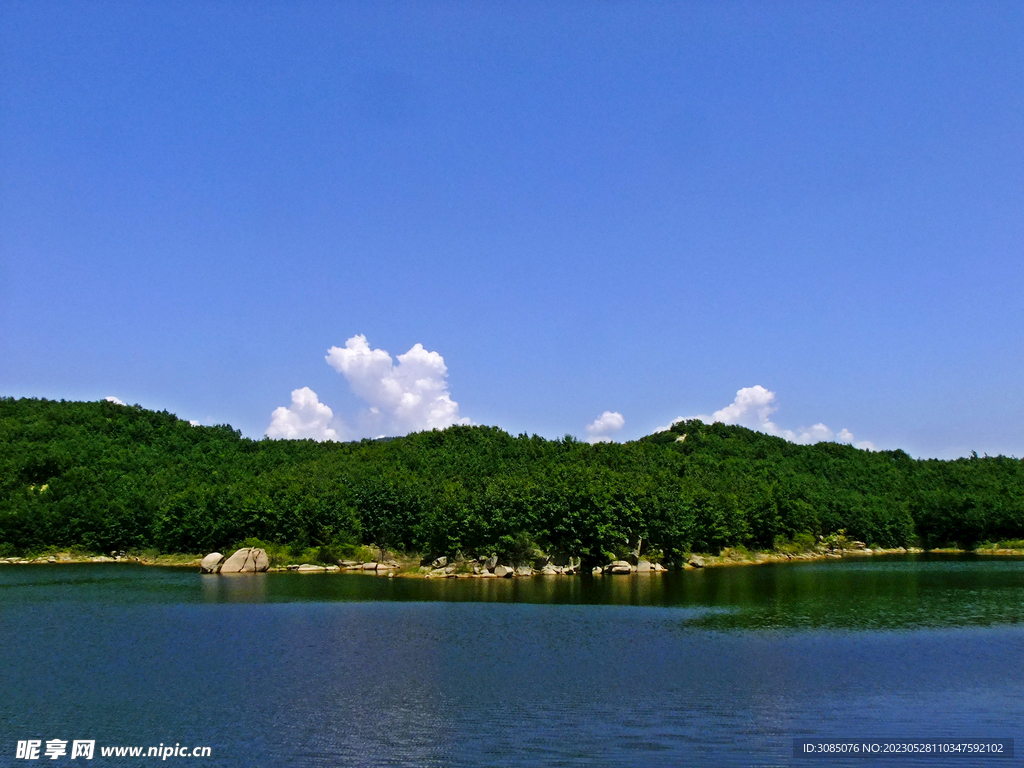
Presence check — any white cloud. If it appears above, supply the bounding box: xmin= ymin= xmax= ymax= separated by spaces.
xmin=325 ymin=334 xmax=468 ymax=436
xmin=664 ymin=385 xmax=874 ymax=448
xmin=189 ymin=420 xmax=201 ymax=427
xmin=266 ymin=387 xmax=341 ymax=441
xmin=105 ymin=396 xmax=126 ymax=406
xmin=586 ymin=411 xmax=625 ymax=443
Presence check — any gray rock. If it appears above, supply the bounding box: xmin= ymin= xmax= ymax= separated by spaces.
xmin=339 ymin=560 xmax=359 ymax=567
xmin=200 ymin=552 xmax=225 ymax=573
xmin=653 ymin=562 xmax=667 ymax=572
xmin=540 ymin=564 xmax=560 ymax=575
xmin=515 ymin=565 xmax=534 ymax=577
xmin=688 ymin=555 xmax=705 ymax=568
xmin=432 ymin=556 xmax=448 ymax=569
xmin=444 ymin=563 xmax=458 ymax=574
xmin=592 ymin=565 xmax=604 ymax=575
xmin=428 ymin=569 xmax=447 ymax=578
xmin=297 ymin=564 xmax=325 ymax=572
xmin=218 ymin=548 xmax=270 ymax=573
xmin=362 ymin=562 xmax=379 ymax=570
xmin=610 ymin=560 xmax=632 ymax=575
xmin=493 ymin=565 xmax=513 ymax=578
xmin=485 ymin=554 xmax=498 ymax=571
xmin=636 ymin=559 xmax=652 ymax=573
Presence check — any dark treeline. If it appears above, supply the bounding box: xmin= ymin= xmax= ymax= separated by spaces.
xmin=2 ymin=398 xmax=1023 ymax=562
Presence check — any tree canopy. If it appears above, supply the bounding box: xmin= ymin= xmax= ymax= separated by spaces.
xmin=2 ymin=397 xmax=1022 ymax=560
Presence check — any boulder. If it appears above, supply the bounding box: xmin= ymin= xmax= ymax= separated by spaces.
xmin=636 ymin=559 xmax=652 ymax=573
xmin=444 ymin=563 xmax=458 ymax=574
xmin=218 ymin=548 xmax=270 ymax=573
xmin=429 ymin=568 xmax=447 ymax=578
xmin=485 ymin=554 xmax=498 ymax=571
xmin=338 ymin=560 xmax=359 ymax=567
xmin=362 ymin=562 xmax=379 ymax=570
xmin=286 ymin=564 xmax=300 ymax=571
xmin=432 ymin=556 xmax=448 ymax=569
xmin=610 ymin=560 xmax=632 ymax=575
xmin=494 ymin=565 xmax=514 ymax=578
xmin=515 ymin=565 xmax=534 ymax=577
xmin=688 ymin=555 xmax=705 ymax=569
xmin=592 ymin=565 xmax=604 ymax=575
xmin=376 ymin=562 xmax=393 ymax=571
xmin=652 ymin=562 xmax=667 ymax=572
xmin=479 ymin=571 xmax=496 ymax=578
xmin=297 ymin=564 xmax=325 ymax=572
xmin=540 ymin=564 xmax=560 ymax=575
xmin=200 ymin=552 xmax=225 ymax=573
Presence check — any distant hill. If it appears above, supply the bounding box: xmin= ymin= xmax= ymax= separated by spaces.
xmin=1 ymin=397 xmax=1022 ymax=560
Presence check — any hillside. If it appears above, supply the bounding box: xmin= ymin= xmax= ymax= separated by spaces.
xmin=1 ymin=397 xmax=1022 ymax=562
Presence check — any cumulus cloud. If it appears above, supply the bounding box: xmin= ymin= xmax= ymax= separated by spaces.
xmin=105 ymin=396 xmax=126 ymax=406
xmin=586 ymin=411 xmax=625 ymax=443
xmin=267 ymin=335 xmax=468 ymax=441
xmin=663 ymin=385 xmax=876 ymax=449
xmin=325 ymin=334 xmax=467 ymax=436
xmin=266 ymin=387 xmax=341 ymax=441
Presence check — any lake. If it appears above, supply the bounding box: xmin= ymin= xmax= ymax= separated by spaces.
xmin=1 ymin=555 xmax=1022 ymax=767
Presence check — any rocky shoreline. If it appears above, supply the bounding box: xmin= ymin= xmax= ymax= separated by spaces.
xmin=4 ymin=542 xmax=1022 ymax=575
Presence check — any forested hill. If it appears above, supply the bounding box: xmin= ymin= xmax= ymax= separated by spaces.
xmin=2 ymin=397 xmax=1022 ymax=561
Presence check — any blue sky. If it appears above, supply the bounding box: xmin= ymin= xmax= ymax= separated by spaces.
xmin=1 ymin=1 xmax=1021 ymax=457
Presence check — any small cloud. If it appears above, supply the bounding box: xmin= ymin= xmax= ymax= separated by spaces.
xmin=188 ymin=420 xmax=200 ymax=427
xmin=266 ymin=387 xmax=342 ymax=442
xmin=665 ymin=386 xmax=872 ymax=448
xmin=586 ymin=410 xmax=625 ymax=444
xmin=105 ymin=396 xmax=126 ymax=406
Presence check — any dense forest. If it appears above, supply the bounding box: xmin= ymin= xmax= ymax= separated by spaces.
xmin=2 ymin=397 xmax=1022 ymax=563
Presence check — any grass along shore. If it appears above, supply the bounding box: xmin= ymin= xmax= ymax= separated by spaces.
xmin=2 ymin=538 xmax=1023 ymax=575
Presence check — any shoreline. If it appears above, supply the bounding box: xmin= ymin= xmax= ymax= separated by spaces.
xmin=2 ymin=545 xmax=1023 ymax=575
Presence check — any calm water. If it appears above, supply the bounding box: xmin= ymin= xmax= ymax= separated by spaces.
xmin=1 ymin=555 xmax=1022 ymax=767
